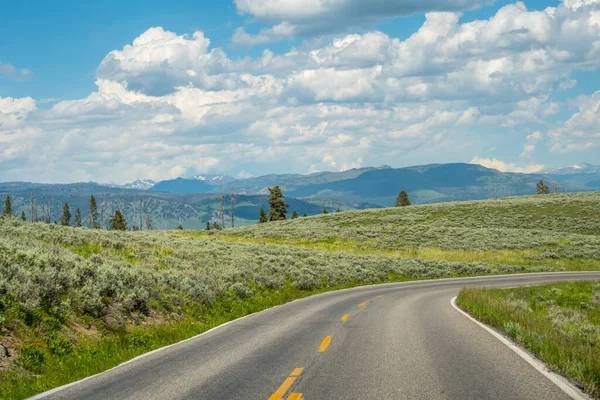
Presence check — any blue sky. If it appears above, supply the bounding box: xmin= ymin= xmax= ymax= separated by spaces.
xmin=0 ymin=0 xmax=599 ymax=183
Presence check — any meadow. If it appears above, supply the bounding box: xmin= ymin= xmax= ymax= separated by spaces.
xmin=457 ymin=282 xmax=600 ymax=398
xmin=0 ymin=192 xmax=598 ymax=398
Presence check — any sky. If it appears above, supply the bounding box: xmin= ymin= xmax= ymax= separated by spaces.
xmin=0 ymin=0 xmax=599 ymax=183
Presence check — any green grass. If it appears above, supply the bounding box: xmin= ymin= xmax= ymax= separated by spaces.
xmin=174 ymin=232 xmax=600 ymax=272
xmin=457 ymin=282 xmax=600 ymax=398
xmin=0 ymin=279 xmax=398 ymax=399
xmin=1 ymin=192 xmax=599 ymax=398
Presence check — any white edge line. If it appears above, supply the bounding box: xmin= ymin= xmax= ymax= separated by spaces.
xmin=28 ymin=272 xmax=599 ymax=399
xmin=450 ymin=296 xmax=591 ymax=400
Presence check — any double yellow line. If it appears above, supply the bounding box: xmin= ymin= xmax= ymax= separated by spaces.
xmin=268 ymin=368 xmax=304 ymax=400
xmin=268 ymin=294 xmax=386 ymax=399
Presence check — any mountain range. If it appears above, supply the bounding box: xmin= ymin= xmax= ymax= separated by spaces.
xmin=1 ymin=163 xmax=597 ymax=229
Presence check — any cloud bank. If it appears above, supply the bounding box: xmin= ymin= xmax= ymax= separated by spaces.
xmin=1 ymin=0 xmax=599 ymax=183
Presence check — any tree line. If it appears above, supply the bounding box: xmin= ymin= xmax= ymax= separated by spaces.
xmin=2 ymin=194 xmax=152 ymax=231
xmin=1 ymin=180 xmax=556 ymax=230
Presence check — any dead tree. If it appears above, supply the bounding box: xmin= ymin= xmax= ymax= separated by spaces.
xmin=219 ymin=183 xmax=225 ymax=229
xmin=230 ymin=187 xmax=236 ymax=229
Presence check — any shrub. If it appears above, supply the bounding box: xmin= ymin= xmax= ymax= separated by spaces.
xmin=17 ymin=345 xmax=46 ymax=373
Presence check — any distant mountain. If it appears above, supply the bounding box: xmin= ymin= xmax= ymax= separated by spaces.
xmin=123 ymin=179 xmax=155 ymax=190
xmin=2 ymin=163 xmax=595 ymax=229
xmin=191 ymin=174 xmax=236 ymax=186
xmin=544 ymin=163 xmax=600 ymax=175
xmin=542 ymin=163 xmax=600 ymax=189
xmin=100 ymin=179 xmax=155 ymax=190
xmin=150 ymin=178 xmax=215 ymax=193
xmin=229 ymin=163 xmax=588 ymax=206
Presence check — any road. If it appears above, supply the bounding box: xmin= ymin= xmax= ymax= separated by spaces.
xmin=37 ymin=272 xmax=600 ymax=400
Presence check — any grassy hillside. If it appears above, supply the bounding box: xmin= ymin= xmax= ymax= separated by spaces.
xmin=457 ymin=282 xmax=600 ymax=397
xmin=219 ymin=192 xmax=600 ymax=270
xmin=0 ymin=192 xmax=598 ymax=398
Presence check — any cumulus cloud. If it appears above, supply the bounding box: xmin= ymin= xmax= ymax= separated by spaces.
xmin=470 ymin=156 xmax=544 ymax=173
xmin=0 ymin=62 xmax=31 ymax=81
xmin=2 ymin=0 xmax=600 ymax=183
xmin=549 ymin=91 xmax=600 ymax=152
xmin=233 ymin=0 xmax=487 ymax=43
xmin=521 ymin=131 xmax=543 ymax=158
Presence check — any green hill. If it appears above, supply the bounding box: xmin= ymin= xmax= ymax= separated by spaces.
xmin=1 ymin=192 xmax=599 ymax=398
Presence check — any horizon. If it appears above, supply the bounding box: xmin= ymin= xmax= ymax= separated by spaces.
xmin=1 ymin=0 xmax=599 ymax=184
xmin=0 ymin=160 xmax=596 ymax=186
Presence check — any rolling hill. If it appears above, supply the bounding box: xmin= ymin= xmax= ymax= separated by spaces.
xmin=145 ymin=163 xmax=590 ymax=206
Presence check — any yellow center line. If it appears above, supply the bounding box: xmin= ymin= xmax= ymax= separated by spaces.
xmin=358 ymin=302 xmax=367 ymax=307
xmin=341 ymin=314 xmax=349 ymax=321
xmin=287 ymin=393 xmax=304 ymax=400
xmin=376 ymin=295 xmax=384 ymax=298
xmin=269 ymin=368 xmax=304 ymax=400
xmin=319 ymin=335 xmax=332 ymax=352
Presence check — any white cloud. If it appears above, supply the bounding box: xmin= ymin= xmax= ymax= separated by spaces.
xmin=2 ymin=0 xmax=600 ymax=183
xmin=232 ymin=23 xmax=297 ymax=45
xmin=233 ymin=0 xmax=487 ymax=42
xmin=470 ymin=156 xmax=544 ymax=173
xmin=521 ymin=131 xmax=543 ymax=158
xmin=0 ymin=62 xmax=31 ymax=81
xmin=549 ymin=91 xmax=600 ymax=152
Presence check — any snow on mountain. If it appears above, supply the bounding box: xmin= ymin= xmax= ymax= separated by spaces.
xmin=191 ymin=174 xmax=236 ymax=185
xmin=544 ymin=163 xmax=600 ymax=175
xmin=123 ymin=179 xmax=156 ymax=190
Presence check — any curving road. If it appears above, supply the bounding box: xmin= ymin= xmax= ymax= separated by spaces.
xmin=36 ymin=272 xmax=600 ymax=400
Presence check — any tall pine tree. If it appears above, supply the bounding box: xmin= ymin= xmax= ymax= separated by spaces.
xmin=258 ymin=207 xmax=268 ymax=223
xmin=109 ymin=210 xmax=127 ymax=231
xmin=395 ymin=191 xmax=412 ymax=207
xmin=60 ymin=202 xmax=71 ymax=226
xmin=4 ymin=195 xmax=13 ymax=216
xmin=268 ymin=186 xmax=288 ymax=221
xmin=21 ymin=211 xmax=26 ymax=221
xmin=74 ymin=208 xmax=82 ymax=227
xmin=291 ymin=211 xmax=299 ymax=219
xmin=89 ymin=195 xmax=100 ymax=228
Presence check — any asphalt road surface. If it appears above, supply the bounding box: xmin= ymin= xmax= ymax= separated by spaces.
xmin=37 ymin=272 xmax=600 ymax=400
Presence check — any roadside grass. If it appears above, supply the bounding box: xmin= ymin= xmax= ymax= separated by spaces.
xmin=457 ymin=282 xmax=600 ymax=398
xmin=1 ymin=280 xmax=385 ymax=399
xmin=1 ymin=192 xmax=598 ymax=399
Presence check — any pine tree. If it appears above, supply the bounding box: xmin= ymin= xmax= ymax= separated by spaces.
xmin=323 ymin=209 xmax=328 ymax=214
xmin=89 ymin=195 xmax=100 ymax=228
xmin=4 ymin=195 xmax=13 ymax=216
xmin=336 ymin=208 xmax=341 ymax=213
xmin=205 ymin=221 xmax=211 ymax=231
xmin=395 ymin=190 xmax=412 ymax=207
xmin=60 ymin=202 xmax=71 ymax=226
xmin=212 ymin=221 xmax=222 ymax=231
xmin=303 ymin=213 xmax=307 ymax=217
xmin=21 ymin=211 xmax=26 ymax=221
xmin=258 ymin=207 xmax=268 ymax=223
xmin=291 ymin=211 xmax=299 ymax=219
xmin=268 ymin=186 xmax=289 ymax=221
xmin=177 ymin=224 xmax=184 ymax=230
xmin=536 ymin=180 xmax=550 ymax=195
xmin=109 ymin=210 xmax=127 ymax=231
xmin=74 ymin=208 xmax=82 ymax=227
